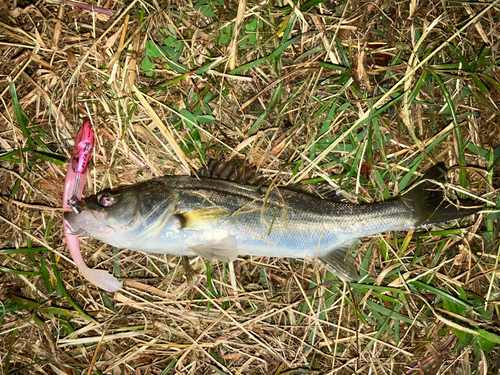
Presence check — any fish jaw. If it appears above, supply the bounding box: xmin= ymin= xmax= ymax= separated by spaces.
xmin=64 ymin=209 xmax=91 ymax=236
xmin=64 ymin=206 xmax=158 ymax=249
xmin=64 ymin=208 xmax=121 ymax=243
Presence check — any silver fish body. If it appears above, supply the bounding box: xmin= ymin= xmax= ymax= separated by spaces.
xmin=64 ymin=165 xmax=481 ymax=280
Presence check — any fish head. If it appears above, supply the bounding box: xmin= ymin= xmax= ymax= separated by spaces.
xmin=64 ymin=183 xmax=178 ymax=247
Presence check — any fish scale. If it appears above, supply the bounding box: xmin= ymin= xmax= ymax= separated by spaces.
xmin=64 ymin=164 xmax=482 ymax=281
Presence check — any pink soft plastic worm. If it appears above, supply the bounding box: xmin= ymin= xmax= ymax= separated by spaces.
xmin=62 ymin=120 xmax=123 ymax=292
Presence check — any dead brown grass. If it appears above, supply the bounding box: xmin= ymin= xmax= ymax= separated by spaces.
xmin=0 ymin=0 xmax=499 ymax=374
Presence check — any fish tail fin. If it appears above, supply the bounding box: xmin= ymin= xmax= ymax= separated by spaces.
xmin=319 ymin=241 xmax=359 ymax=282
xmin=402 ymin=163 xmax=483 ymax=227
xmin=320 ymin=164 xmax=482 ymax=282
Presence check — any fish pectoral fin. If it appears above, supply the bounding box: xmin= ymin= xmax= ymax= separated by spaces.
xmin=319 ymin=241 xmax=359 ymax=282
xmin=189 ymin=234 xmax=238 ymax=263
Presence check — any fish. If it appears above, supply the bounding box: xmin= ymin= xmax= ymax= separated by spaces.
xmin=63 ymin=162 xmax=482 ymax=281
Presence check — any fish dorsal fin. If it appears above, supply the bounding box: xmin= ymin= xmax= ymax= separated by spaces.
xmin=319 ymin=240 xmax=359 ymax=282
xmin=286 ymin=181 xmax=354 ymax=203
xmin=188 ymin=234 xmax=238 ymax=262
xmin=196 ymin=159 xmax=266 ymax=186
xmin=196 ymin=159 xmax=354 ymax=203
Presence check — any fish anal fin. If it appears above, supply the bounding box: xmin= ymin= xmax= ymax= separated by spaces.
xmin=189 ymin=234 xmax=238 ymax=263
xmin=319 ymin=241 xmax=359 ymax=282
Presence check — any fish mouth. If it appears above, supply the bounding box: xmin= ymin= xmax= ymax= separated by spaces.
xmin=63 ymin=212 xmax=88 ymax=236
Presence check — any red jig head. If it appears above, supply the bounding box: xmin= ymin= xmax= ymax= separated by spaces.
xmin=67 ymin=121 xmax=95 ymax=212
xmin=72 ymin=120 xmax=94 ymax=174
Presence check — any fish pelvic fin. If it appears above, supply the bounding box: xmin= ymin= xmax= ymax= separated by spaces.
xmin=189 ymin=234 xmax=238 ymax=263
xmin=319 ymin=241 xmax=359 ymax=282
xmin=402 ymin=163 xmax=483 ymax=228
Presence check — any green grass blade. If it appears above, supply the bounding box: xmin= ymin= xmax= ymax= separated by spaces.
xmin=4 ymin=323 xmax=17 ymax=375
xmin=51 ymin=253 xmax=95 ymax=323
xmin=247 ymin=83 xmax=282 ymax=135
xmin=9 ymin=82 xmax=33 ymax=146
xmin=429 ymin=71 xmax=467 ymax=192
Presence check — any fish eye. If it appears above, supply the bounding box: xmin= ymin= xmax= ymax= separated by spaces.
xmin=97 ymin=192 xmax=116 ymax=207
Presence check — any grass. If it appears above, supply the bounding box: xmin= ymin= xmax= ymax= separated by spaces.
xmin=0 ymin=0 xmax=500 ymax=374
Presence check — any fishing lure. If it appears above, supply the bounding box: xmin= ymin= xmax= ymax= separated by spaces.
xmin=67 ymin=120 xmax=94 ymax=212
xmin=63 ymin=120 xmax=122 ymax=292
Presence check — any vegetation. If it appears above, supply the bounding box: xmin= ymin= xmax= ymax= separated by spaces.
xmin=0 ymin=0 xmax=499 ymax=373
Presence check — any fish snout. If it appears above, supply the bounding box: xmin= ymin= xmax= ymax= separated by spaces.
xmin=63 ymin=211 xmax=91 ymax=236
xmin=64 ymin=212 xmax=82 ymax=235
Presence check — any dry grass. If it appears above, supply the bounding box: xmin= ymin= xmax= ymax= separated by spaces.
xmin=1 ymin=0 xmax=500 ymax=374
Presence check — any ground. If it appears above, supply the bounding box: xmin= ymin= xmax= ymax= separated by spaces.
xmin=0 ymin=0 xmax=500 ymax=374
